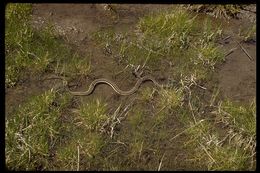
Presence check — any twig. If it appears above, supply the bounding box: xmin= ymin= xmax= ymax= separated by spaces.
xmin=236 ymin=41 xmax=254 ymax=61
xmin=223 ymin=35 xmax=231 ymax=41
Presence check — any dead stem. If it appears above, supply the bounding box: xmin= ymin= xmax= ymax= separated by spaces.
xmin=114 ymin=65 xmax=130 ymax=76
xmin=224 ymin=47 xmax=237 ymax=57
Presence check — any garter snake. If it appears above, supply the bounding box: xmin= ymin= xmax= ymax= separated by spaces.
xmin=68 ymin=75 xmax=162 ymax=96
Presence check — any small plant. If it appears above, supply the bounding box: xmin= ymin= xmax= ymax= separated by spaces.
xmin=158 ymin=87 xmax=184 ymax=110
xmin=73 ymin=99 xmax=108 ymax=131
xmin=239 ymin=24 xmax=256 ymax=42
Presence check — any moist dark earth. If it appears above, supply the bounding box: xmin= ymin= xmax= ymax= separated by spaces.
xmin=5 ymin=4 xmax=256 ymax=170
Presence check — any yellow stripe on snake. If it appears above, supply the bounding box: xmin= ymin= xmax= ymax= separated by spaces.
xmin=69 ymin=76 xmax=161 ymax=96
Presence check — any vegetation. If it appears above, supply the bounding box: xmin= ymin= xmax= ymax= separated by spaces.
xmin=5 ymin=89 xmax=72 ymax=170
xmin=5 ymin=4 xmax=255 ymax=171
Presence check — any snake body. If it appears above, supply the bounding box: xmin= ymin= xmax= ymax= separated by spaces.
xmin=68 ymin=76 xmax=161 ymax=96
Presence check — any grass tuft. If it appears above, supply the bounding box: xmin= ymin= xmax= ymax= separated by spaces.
xmin=73 ymin=99 xmax=108 ymax=131
xmin=5 ymin=4 xmax=91 ymax=88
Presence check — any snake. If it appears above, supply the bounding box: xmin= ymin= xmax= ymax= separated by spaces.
xmin=68 ymin=75 xmax=162 ymax=96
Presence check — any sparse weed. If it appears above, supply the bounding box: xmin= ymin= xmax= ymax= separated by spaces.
xmin=196 ymin=42 xmax=225 ymax=68
xmin=187 ymin=4 xmax=242 ymax=19
xmin=128 ymin=139 xmax=145 ymax=162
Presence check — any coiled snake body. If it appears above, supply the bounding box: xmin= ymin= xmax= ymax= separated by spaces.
xmin=69 ymin=76 xmax=161 ymax=96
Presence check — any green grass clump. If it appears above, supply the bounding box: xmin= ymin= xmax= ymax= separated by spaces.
xmin=5 ymin=3 xmax=33 ymax=49
xmin=128 ymin=108 xmax=145 ymax=129
xmin=54 ymin=99 xmax=110 ymax=170
xmin=55 ymin=130 xmax=105 ymax=171
xmin=180 ymin=98 xmax=256 ymax=171
xmin=73 ymin=99 xmax=108 ymax=131
xmin=5 ymin=89 xmax=72 ymax=170
xmin=5 ymin=3 xmax=91 ymax=88
xmin=207 ymin=145 xmax=252 ymax=171
xmin=218 ymin=100 xmax=256 ymax=137
xmin=137 ymin=8 xmax=224 ymax=68
xmin=138 ymin=9 xmax=196 ymax=39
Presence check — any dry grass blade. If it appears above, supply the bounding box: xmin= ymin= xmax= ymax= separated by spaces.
xmin=199 ymin=142 xmax=216 ymax=163
xmin=77 ymin=145 xmax=80 ymax=171
xmin=158 ymin=152 xmax=166 ymax=171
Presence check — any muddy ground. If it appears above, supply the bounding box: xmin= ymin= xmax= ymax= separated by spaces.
xmin=5 ymin=4 xmax=256 ymax=170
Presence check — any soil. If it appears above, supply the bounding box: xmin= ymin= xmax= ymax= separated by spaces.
xmin=5 ymin=4 xmax=256 ymax=170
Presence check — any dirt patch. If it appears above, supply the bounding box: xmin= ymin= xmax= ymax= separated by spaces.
xmin=217 ymin=40 xmax=256 ymax=103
